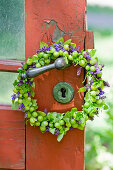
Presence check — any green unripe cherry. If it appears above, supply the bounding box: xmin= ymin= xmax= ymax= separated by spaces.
xmin=96 ymin=99 xmax=103 ymax=105
xmin=39 ymin=60 xmax=45 ymax=66
xmin=59 ymin=50 xmax=63 ymax=56
xmin=35 ymin=121 xmax=40 ymax=126
xmin=20 ymin=90 xmax=24 ymax=94
xmin=50 ymin=47 xmax=56 ymax=53
xmin=24 ymin=93 xmax=28 ymax=98
xmin=30 ymin=117 xmax=36 ymax=124
xmin=72 ymin=51 xmax=78 ymax=58
xmin=91 ymin=84 xmax=97 ymax=91
xmin=73 ymin=112 xmax=76 ymax=118
xmin=32 ymin=111 xmax=38 ymax=117
xmin=27 ymin=59 xmax=33 ymax=65
xmin=30 ymin=107 xmax=35 ymax=112
xmin=55 ymin=122 xmax=60 ymax=128
xmin=95 ymin=90 xmax=100 ymax=95
xmin=89 ymin=112 xmax=95 ymax=117
xmin=63 ymin=51 xmax=69 ymax=57
xmin=68 ymin=55 xmax=73 ymax=61
xmin=40 ymin=126 xmax=46 ymax=132
xmin=25 ymin=106 xmax=30 ymax=111
xmin=27 ymin=112 xmax=32 ymax=118
xmin=70 ymin=119 xmax=76 ymax=125
xmin=85 ymin=65 xmax=90 ymax=71
xmin=39 ymin=52 xmax=44 ymax=58
xmin=79 ymin=60 xmax=85 ymax=67
xmin=13 ymin=88 xmax=18 ymax=93
xmin=91 ymin=97 xmax=96 ymax=103
xmin=90 ymin=58 xmax=97 ymax=65
xmin=42 ymin=121 xmax=48 ymax=127
xmin=59 ymin=120 xmax=64 ymax=125
xmin=18 ymin=99 xmax=23 ymax=104
xmin=90 ymin=91 xmax=97 ymax=97
xmin=90 ymin=66 xmax=96 ymax=72
xmin=84 ymin=102 xmax=90 ymax=108
xmin=79 ymin=55 xmax=83 ymax=59
xmin=64 ymin=44 xmax=69 ymax=50
xmin=45 ymin=59 xmax=50 ymax=64
xmin=97 ymin=72 xmax=102 ymax=77
xmin=36 ymin=63 xmax=41 ymax=68
xmin=43 ymin=54 xmax=49 ymax=59
xmin=66 ymin=123 xmax=71 ymax=128
xmin=53 ymin=52 xmax=59 ymax=58
xmin=72 ymin=124 xmax=78 ymax=128
xmin=38 ymin=115 xmax=43 ymax=122
xmin=49 ymin=123 xmax=53 ymax=128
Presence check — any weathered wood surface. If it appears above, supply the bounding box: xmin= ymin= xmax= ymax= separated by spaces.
xmin=0 ymin=105 xmax=25 ymax=169
xmin=0 ymin=60 xmax=23 ymax=72
xmin=26 ymin=0 xmax=86 ymax=169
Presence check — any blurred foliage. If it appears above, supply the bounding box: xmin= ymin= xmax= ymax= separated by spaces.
xmin=85 ymin=5 xmax=113 ymax=170
xmin=87 ymin=5 xmax=113 ymax=14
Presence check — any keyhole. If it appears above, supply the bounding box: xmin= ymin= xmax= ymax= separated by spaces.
xmin=61 ymin=88 xmax=66 ymax=98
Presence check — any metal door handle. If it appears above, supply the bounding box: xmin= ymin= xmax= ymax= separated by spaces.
xmin=22 ymin=57 xmax=71 ymax=78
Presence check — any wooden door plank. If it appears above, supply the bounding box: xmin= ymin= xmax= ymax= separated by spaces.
xmin=0 ymin=106 xmax=25 ymax=169
xmin=0 ymin=60 xmax=23 ymax=72
xmin=26 ymin=0 xmax=86 ymax=169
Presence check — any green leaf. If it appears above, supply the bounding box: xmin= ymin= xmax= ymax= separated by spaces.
xmin=63 ymin=56 xmax=68 ymax=64
xmin=57 ymin=132 xmax=64 ymax=142
xmin=78 ymin=86 xmax=87 ymax=92
xmin=103 ymin=104 xmax=109 ymax=110
xmin=89 ymin=49 xmax=96 ymax=57
xmin=56 ymin=37 xmax=64 ymax=43
xmin=32 ymin=82 xmax=35 ymax=88
xmin=40 ymin=41 xmax=48 ymax=48
xmin=12 ymin=98 xmax=15 ymax=104
xmin=49 ymin=128 xmax=55 ymax=135
xmin=64 ymin=39 xmax=72 ymax=45
xmin=63 ymin=117 xmax=70 ymax=123
xmin=11 ymin=101 xmax=19 ymax=110
xmin=31 ymin=91 xmax=35 ymax=97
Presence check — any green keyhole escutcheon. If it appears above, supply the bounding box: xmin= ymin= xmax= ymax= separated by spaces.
xmin=53 ymin=82 xmax=74 ymax=104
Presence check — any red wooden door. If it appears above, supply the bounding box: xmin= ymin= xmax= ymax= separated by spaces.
xmin=0 ymin=63 xmax=25 ymax=169
xmin=0 ymin=0 xmax=94 ymax=170
xmin=25 ymin=0 xmax=93 ymax=170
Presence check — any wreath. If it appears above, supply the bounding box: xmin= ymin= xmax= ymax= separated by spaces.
xmin=11 ymin=38 xmax=110 ymax=142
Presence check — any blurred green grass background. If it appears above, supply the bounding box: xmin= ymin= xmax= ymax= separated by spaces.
xmin=0 ymin=2 xmax=113 ymax=169
xmin=85 ymin=5 xmax=113 ymax=170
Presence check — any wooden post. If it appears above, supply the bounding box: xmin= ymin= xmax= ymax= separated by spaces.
xmin=26 ymin=0 xmax=86 ymax=169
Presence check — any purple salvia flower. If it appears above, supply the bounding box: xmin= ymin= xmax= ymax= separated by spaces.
xmin=70 ymin=126 xmax=73 ymax=130
xmin=55 ymin=129 xmax=60 ymax=135
xmin=17 ymin=92 xmax=20 ymax=96
xmin=24 ymin=112 xmax=27 ymax=118
xmin=88 ymin=63 xmax=92 ymax=66
xmin=100 ymin=96 xmax=106 ymax=99
xmin=103 ymin=81 xmax=110 ymax=87
xmin=46 ymin=125 xmax=49 ymax=132
xmin=89 ymin=71 xmax=94 ymax=74
xmin=77 ymin=120 xmax=81 ymax=125
xmin=77 ymin=67 xmax=82 ymax=76
xmin=86 ymin=84 xmax=91 ymax=90
xmin=11 ymin=94 xmax=16 ymax=99
xmin=27 ymin=91 xmax=31 ymax=97
xmin=19 ymin=103 xmax=25 ymax=111
xmin=17 ymin=80 xmax=23 ymax=86
xmin=89 ymin=116 xmax=94 ymax=121
xmin=44 ymin=108 xmax=48 ymax=114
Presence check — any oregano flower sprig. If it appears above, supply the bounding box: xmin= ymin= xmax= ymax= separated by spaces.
xmin=11 ymin=38 xmax=110 ymax=142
